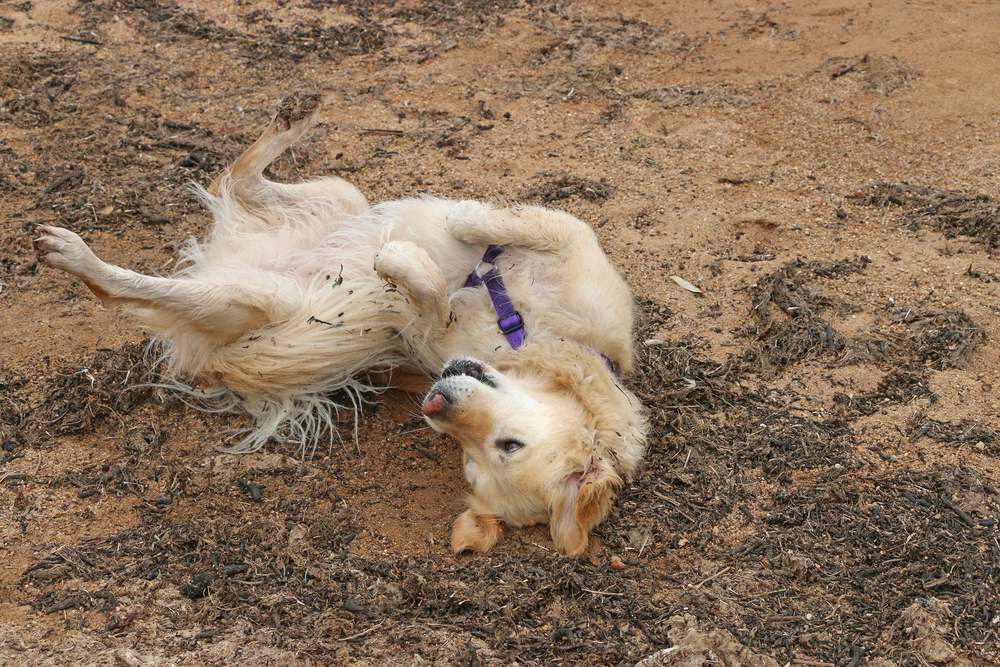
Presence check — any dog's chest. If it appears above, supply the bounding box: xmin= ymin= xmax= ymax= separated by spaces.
xmin=458 ymin=250 xmax=561 ymax=308
xmin=442 ymin=250 xmax=566 ymax=359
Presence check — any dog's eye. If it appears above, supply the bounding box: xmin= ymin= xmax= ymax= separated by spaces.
xmin=496 ymin=439 xmax=525 ymax=454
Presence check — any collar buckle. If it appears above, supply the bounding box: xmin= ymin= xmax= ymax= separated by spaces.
xmin=498 ymin=312 xmax=524 ymax=335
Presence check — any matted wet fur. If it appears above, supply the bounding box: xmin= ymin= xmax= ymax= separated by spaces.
xmin=33 ymin=94 xmax=646 ymax=556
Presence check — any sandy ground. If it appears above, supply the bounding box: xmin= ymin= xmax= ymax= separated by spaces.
xmin=1 ymin=0 xmax=998 ymax=665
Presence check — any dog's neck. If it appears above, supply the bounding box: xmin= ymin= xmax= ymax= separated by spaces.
xmin=463 ymin=244 xmax=525 ymax=349
xmin=465 ymin=245 xmax=621 ymax=378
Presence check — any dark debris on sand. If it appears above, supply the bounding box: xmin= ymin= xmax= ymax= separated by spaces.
xmin=858 ymin=182 xmax=1000 ymax=250
xmin=3 ymin=267 xmax=995 ymax=666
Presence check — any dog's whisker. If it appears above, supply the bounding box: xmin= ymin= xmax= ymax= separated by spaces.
xmin=397 ymin=424 xmax=433 ymax=436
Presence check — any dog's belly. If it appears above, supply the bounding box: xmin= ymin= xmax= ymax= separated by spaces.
xmin=197 ymin=220 xmax=386 ymax=285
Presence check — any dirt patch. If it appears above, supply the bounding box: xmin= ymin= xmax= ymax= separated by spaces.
xmin=2 ymin=0 xmax=999 ymax=665
xmin=823 ymin=53 xmax=922 ymax=96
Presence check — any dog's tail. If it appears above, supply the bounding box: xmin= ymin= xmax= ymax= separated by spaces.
xmin=141 ymin=361 xmax=378 ymax=458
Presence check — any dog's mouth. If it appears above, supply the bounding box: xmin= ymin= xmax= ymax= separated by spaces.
xmin=440 ymin=358 xmax=496 ymax=388
xmin=422 ymin=358 xmax=495 ymax=419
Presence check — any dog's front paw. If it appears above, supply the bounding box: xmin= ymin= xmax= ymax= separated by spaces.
xmin=375 ymin=241 xmax=449 ymax=316
xmin=451 ymin=510 xmax=502 ymax=555
xmin=374 ymin=240 xmax=419 ymax=286
xmin=33 ymin=225 xmax=101 ymax=275
xmin=446 ymin=200 xmax=495 ymax=245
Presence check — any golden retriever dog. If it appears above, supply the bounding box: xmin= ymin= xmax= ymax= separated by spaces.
xmin=33 ymin=94 xmax=646 ymax=556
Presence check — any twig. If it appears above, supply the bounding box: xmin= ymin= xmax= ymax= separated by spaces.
xmin=740 ymin=588 xmax=789 ymax=600
xmin=60 ymin=36 xmax=102 ymax=45
xmin=43 ymin=169 xmax=83 ymax=194
xmin=831 ymin=59 xmax=861 ymax=79
xmin=939 ymin=495 xmax=976 ymax=528
xmin=628 ymin=611 xmax=663 ymax=645
xmin=637 ymin=535 xmax=650 ymax=558
xmin=1 ymin=450 xmax=43 ymax=485
xmin=691 ymin=565 xmax=731 ymax=589
xmin=581 ymin=588 xmax=625 ymax=597
xmin=845 ymin=646 xmax=864 ymax=667
xmin=337 ymin=620 xmax=386 ymax=642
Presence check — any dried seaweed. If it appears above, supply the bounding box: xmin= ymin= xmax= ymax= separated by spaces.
xmin=825 ymin=53 xmax=922 ymax=95
xmin=857 ymin=183 xmax=1000 ymax=250
xmin=891 ymin=308 xmax=986 ymax=370
xmin=28 ymin=516 xmax=672 ymax=664
xmin=79 ymin=0 xmax=389 ymax=62
xmin=834 ymin=369 xmax=936 ymax=417
xmin=741 ymin=257 xmax=870 ymax=376
xmin=724 ymin=466 xmax=997 ymax=664
xmin=749 ymin=257 xmax=870 ymax=319
xmin=633 ymin=296 xmax=855 ymax=468
xmin=523 ymin=173 xmax=616 ymax=203
xmin=633 ymin=86 xmax=751 ymax=108
xmin=0 ymin=343 xmax=152 ymax=438
xmin=908 ymin=414 xmax=1000 ymax=455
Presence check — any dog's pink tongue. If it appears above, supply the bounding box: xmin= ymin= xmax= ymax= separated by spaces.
xmin=422 ymin=392 xmax=448 ymax=417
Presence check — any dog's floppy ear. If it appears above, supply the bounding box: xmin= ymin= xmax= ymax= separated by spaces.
xmin=549 ymin=457 xmax=621 ymax=556
xmin=452 ymin=509 xmax=503 ymax=555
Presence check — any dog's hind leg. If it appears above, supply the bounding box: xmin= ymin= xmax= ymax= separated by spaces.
xmin=208 ymin=93 xmax=368 ymax=221
xmin=35 ymin=226 xmax=291 ymax=342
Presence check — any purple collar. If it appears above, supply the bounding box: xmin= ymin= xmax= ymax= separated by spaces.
xmin=464 ymin=244 xmax=526 ymax=348
xmin=601 ymin=354 xmax=622 ymax=378
xmin=464 ymin=245 xmax=621 ymax=378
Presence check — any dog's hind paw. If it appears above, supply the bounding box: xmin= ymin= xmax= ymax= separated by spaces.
xmin=274 ymin=93 xmax=322 ymax=131
xmin=33 ymin=225 xmax=102 ymax=274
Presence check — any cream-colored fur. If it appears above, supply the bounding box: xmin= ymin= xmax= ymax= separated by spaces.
xmin=34 ymin=94 xmax=646 ymax=555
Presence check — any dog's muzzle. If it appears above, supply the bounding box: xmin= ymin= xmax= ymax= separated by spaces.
xmin=422 ymin=358 xmax=496 ymax=418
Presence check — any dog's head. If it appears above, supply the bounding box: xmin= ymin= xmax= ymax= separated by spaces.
xmin=422 ymin=345 xmax=645 ymax=557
